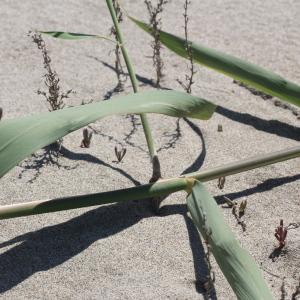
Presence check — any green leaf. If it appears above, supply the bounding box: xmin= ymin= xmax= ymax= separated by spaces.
xmin=130 ymin=17 xmax=300 ymax=107
xmin=0 ymin=90 xmax=215 ymax=178
xmin=40 ymin=31 xmax=115 ymax=43
xmin=187 ymin=181 xmax=274 ymax=299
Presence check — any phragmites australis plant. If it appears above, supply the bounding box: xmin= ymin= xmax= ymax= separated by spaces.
xmin=1 ymin=1 xmax=300 ymax=298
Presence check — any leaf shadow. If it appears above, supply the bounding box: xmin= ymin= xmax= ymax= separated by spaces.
xmin=4 ymin=168 xmax=298 ymax=298
xmin=214 ymin=174 xmax=300 ymax=205
xmin=216 ymin=106 xmax=300 ymax=141
xmin=59 ymin=145 xmax=141 ymax=186
xmin=0 ymin=200 xmax=148 ymax=294
xmin=158 ymin=204 xmax=217 ymax=298
xmin=87 ymin=57 xmax=171 ymax=91
xmin=18 ymin=143 xmax=77 ymax=183
xmin=181 ymin=117 xmax=206 ymax=175
xmin=0 ymin=200 xmax=214 ymax=299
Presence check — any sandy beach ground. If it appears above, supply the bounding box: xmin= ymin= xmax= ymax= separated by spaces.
xmin=0 ymin=0 xmax=299 ymax=299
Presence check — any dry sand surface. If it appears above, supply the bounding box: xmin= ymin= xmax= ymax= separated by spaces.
xmin=0 ymin=0 xmax=299 ymax=299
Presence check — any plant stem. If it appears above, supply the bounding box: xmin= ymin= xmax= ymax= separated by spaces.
xmin=106 ymin=0 xmax=157 ymax=162
xmin=1 ymin=145 xmax=299 ymax=219
xmin=185 ymin=144 xmax=300 ymax=181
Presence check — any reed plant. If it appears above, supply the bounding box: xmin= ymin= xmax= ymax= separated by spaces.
xmin=1 ymin=1 xmax=300 ymax=298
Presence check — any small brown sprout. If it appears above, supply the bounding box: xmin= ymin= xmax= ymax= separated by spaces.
xmin=80 ymin=128 xmax=93 ymax=148
xmin=0 ymin=107 xmax=2 ymax=121
xmin=217 ymin=176 xmax=226 ymax=189
xmin=114 ymin=145 xmax=127 ymax=162
xmin=275 ymin=219 xmax=288 ymax=249
xmin=217 ymin=124 xmax=223 ymax=132
xmin=239 ymin=200 xmax=247 ymax=217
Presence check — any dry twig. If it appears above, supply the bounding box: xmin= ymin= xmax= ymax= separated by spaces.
xmin=177 ymin=0 xmax=196 ymax=94
xmin=29 ymin=31 xmax=73 ymax=112
xmin=144 ymin=0 xmax=168 ymax=87
xmin=222 ymin=197 xmax=247 ymax=232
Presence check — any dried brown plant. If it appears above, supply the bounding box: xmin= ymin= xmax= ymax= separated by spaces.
xmin=217 ymin=176 xmax=226 ymax=189
xmin=29 ymin=31 xmax=73 ymax=112
xmin=80 ymin=128 xmax=93 ymax=148
xmin=222 ymin=197 xmax=247 ymax=232
xmin=28 ymin=31 xmax=74 ymax=160
xmin=144 ymin=0 xmax=168 ymax=87
xmin=177 ymin=0 xmax=196 ymax=94
xmin=114 ymin=145 xmax=127 ymax=163
xmin=275 ymin=219 xmax=288 ymax=249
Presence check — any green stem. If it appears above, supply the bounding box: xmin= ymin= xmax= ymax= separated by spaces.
xmin=106 ymin=0 xmax=157 ymax=160
xmin=185 ymin=144 xmax=300 ymax=181
xmin=1 ymin=145 xmax=299 ymax=220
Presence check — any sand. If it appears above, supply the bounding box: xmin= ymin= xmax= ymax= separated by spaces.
xmin=0 ymin=0 xmax=299 ymax=299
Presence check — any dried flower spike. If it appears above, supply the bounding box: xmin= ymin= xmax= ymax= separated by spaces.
xmin=177 ymin=0 xmax=196 ymax=94
xmin=275 ymin=219 xmax=288 ymax=248
xmin=145 ymin=0 xmax=168 ymax=87
xmin=29 ymin=31 xmax=73 ymax=112
xmin=114 ymin=145 xmax=127 ymax=162
xmin=80 ymin=128 xmax=93 ymax=148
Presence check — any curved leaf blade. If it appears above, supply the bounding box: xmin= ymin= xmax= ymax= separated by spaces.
xmin=187 ymin=181 xmax=274 ymax=299
xmin=40 ymin=31 xmax=115 ymax=43
xmin=0 ymin=90 xmax=215 ymax=178
xmin=130 ymin=17 xmax=300 ymax=107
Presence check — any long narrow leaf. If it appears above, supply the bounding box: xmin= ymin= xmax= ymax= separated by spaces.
xmin=0 ymin=145 xmax=299 ymax=219
xmin=0 ymin=90 xmax=215 ymax=178
xmin=40 ymin=31 xmax=115 ymax=43
xmin=187 ymin=181 xmax=274 ymax=299
xmin=130 ymin=17 xmax=300 ymax=107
